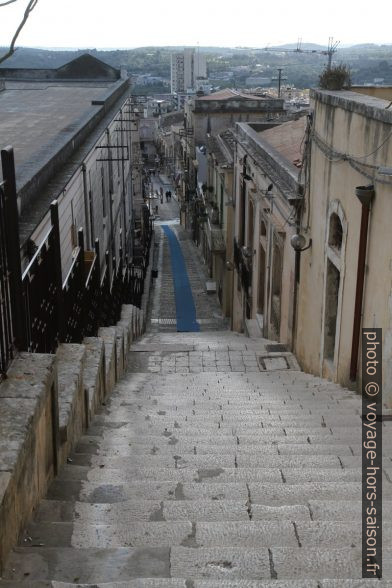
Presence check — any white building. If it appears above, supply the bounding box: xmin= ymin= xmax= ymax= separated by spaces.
xmin=170 ymin=48 xmax=207 ymax=94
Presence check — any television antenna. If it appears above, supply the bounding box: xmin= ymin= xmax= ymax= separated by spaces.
xmin=264 ymin=37 xmax=340 ymax=70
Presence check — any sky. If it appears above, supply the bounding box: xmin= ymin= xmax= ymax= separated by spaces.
xmin=0 ymin=0 xmax=391 ymax=50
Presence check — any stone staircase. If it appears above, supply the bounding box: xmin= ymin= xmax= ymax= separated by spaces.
xmin=1 ymin=331 xmax=391 ymax=587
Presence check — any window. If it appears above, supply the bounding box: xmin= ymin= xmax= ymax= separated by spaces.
xmin=328 ymin=213 xmax=343 ymax=251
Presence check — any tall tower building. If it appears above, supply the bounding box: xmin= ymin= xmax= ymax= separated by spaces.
xmin=171 ymin=49 xmax=207 ymax=94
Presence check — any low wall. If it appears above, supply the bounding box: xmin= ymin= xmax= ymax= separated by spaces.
xmin=0 ymin=302 xmax=145 ymax=574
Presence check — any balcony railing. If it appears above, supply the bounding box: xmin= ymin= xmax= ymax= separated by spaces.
xmin=0 ymin=146 xmax=153 ymax=374
xmin=233 ymin=238 xmax=252 ymax=293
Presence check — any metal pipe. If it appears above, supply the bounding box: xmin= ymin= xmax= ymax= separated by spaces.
xmin=81 ymin=163 xmax=91 ymax=249
xmin=350 ymin=186 xmax=374 ymax=381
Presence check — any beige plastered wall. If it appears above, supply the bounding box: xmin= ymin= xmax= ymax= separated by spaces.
xmin=295 ymin=93 xmax=392 ymax=406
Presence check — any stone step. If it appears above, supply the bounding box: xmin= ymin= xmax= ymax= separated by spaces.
xmin=33 ymin=500 xmax=312 ymax=525
xmin=72 ymin=425 xmax=362 ymax=439
xmin=22 ymin=520 xmax=337 ymax=549
xmin=1 ymin=547 xmax=171 ymax=584
xmin=7 ymin=545 xmax=387 ymax=582
xmin=0 ymin=581 xmax=382 ymax=588
xmin=193 ymin=581 xmax=392 ymax=588
xmin=74 ymin=433 xmax=357 ymax=451
xmin=61 ymin=453 xmax=345 ymax=470
xmin=69 ymin=441 xmax=358 ymax=459
xmin=309 ymin=499 xmax=392 ymax=521
xmin=44 ymin=480 xmax=375 ymax=504
xmin=54 ymin=464 xmax=285 ymax=484
xmin=51 ymin=581 xmax=187 ymax=588
xmin=53 ymin=464 xmax=375 ymax=485
xmin=169 ymin=546 xmax=388 ymax=580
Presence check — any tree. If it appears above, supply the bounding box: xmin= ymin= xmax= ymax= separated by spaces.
xmin=0 ymin=0 xmax=38 ymax=65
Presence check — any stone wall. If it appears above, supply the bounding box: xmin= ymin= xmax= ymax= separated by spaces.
xmin=0 ymin=301 xmax=146 ymax=574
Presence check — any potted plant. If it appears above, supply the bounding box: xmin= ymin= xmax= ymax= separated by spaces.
xmin=319 ymin=64 xmax=351 ymax=91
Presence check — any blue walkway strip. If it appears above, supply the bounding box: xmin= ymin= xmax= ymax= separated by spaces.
xmin=162 ymin=225 xmax=200 ymax=332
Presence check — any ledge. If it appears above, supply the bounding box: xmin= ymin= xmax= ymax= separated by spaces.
xmin=310 ymin=88 xmax=392 ymax=125
xmin=0 ymin=302 xmax=145 ymax=573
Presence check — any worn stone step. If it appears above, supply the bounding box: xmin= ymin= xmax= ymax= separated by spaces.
xmin=7 ymin=580 xmax=389 ymax=588
xmin=71 ymin=441 xmax=356 ymax=458
xmin=45 ymin=479 xmax=372 ymax=505
xmin=63 ymin=453 xmax=344 ymax=471
xmin=294 ymin=521 xmax=392 ymax=547
xmin=45 ymin=481 xmax=249 ymax=503
xmin=193 ymin=581 xmax=392 ymax=588
xmin=0 ymin=583 xmax=53 ymax=588
xmin=51 ymin=581 xmax=187 ymax=588
xmin=171 ymin=546 xmax=270 ymax=579
xmin=171 ymin=547 xmax=392 ymax=580
xmin=91 ymin=415 xmax=356 ymax=428
xmin=34 ymin=498 xmax=312 ymax=524
xmin=270 ymin=547 xmax=392 ymax=579
xmin=54 ymin=465 xmax=284 ymax=484
xmin=22 ymin=520 xmax=305 ymax=549
xmin=2 ymin=547 xmax=171 ymax=584
xmin=309 ymin=499 xmax=392 ymax=520
xmin=20 ymin=521 xmax=192 ymax=548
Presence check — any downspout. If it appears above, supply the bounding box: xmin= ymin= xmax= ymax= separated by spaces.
xmin=349 ymin=185 xmax=375 ymax=381
xmin=81 ymin=163 xmax=91 ymax=249
xmin=292 ymin=197 xmax=303 ymax=349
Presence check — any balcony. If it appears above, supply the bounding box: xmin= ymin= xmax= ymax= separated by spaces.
xmin=234 ymin=238 xmax=252 ymax=292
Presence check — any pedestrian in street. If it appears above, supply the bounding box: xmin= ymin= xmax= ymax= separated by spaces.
xmin=168 ymin=190 xmax=172 ymax=201
xmin=165 ymin=190 xmax=169 ymax=202
xmin=160 ymin=193 xmax=163 ymax=204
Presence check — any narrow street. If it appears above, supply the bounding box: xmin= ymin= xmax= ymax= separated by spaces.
xmin=1 ymin=201 xmax=392 ymax=587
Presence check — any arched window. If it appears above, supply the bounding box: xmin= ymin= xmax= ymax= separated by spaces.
xmin=328 ymin=213 xmax=343 ymax=251
xmin=322 ymin=202 xmax=347 ymax=370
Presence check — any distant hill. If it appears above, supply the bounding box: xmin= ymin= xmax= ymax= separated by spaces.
xmin=1 ymin=44 xmax=392 ymax=89
xmin=266 ymin=43 xmax=328 ymax=51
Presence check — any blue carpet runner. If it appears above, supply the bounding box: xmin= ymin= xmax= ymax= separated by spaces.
xmin=162 ymin=225 xmax=200 ymax=332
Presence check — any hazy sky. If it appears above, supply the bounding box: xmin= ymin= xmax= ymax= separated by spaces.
xmin=0 ymin=0 xmax=391 ymax=49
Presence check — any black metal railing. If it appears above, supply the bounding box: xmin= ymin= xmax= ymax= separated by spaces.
xmin=0 ymin=181 xmax=15 ymax=371
xmin=22 ymin=221 xmax=60 ymax=353
xmin=0 ymin=146 xmax=153 ymax=374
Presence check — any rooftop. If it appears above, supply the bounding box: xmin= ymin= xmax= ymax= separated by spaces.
xmin=196 ymin=88 xmax=273 ymax=101
xmin=258 ymin=116 xmax=307 ymax=168
xmin=0 ymin=54 xmax=130 ymax=221
xmin=0 ymin=81 xmax=116 ymax=184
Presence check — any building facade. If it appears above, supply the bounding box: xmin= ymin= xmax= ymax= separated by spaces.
xmin=295 ymin=87 xmax=392 ymax=406
xmin=0 ymin=54 xmax=148 ymax=283
xmin=230 ymin=117 xmax=305 ymax=344
xmin=170 ymin=48 xmax=207 ymax=94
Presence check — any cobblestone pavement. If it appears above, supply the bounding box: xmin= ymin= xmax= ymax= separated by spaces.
xmin=2 ymin=205 xmax=392 ymax=586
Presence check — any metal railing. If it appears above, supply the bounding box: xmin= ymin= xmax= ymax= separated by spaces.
xmin=0 ymin=181 xmax=15 ymax=371
xmin=0 ymin=146 xmax=153 ymax=375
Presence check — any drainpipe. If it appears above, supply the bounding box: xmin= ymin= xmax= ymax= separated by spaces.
xmin=349 ymin=185 xmax=375 ymax=381
xmin=81 ymin=163 xmax=91 ymax=249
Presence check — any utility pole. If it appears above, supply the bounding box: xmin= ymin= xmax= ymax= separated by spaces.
xmin=264 ymin=37 xmax=340 ymax=74
xmin=272 ymin=68 xmax=288 ymax=98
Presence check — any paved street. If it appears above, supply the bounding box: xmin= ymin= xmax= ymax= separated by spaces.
xmin=148 ymin=181 xmax=228 ymax=333
xmin=1 ymin=202 xmax=392 ymax=586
